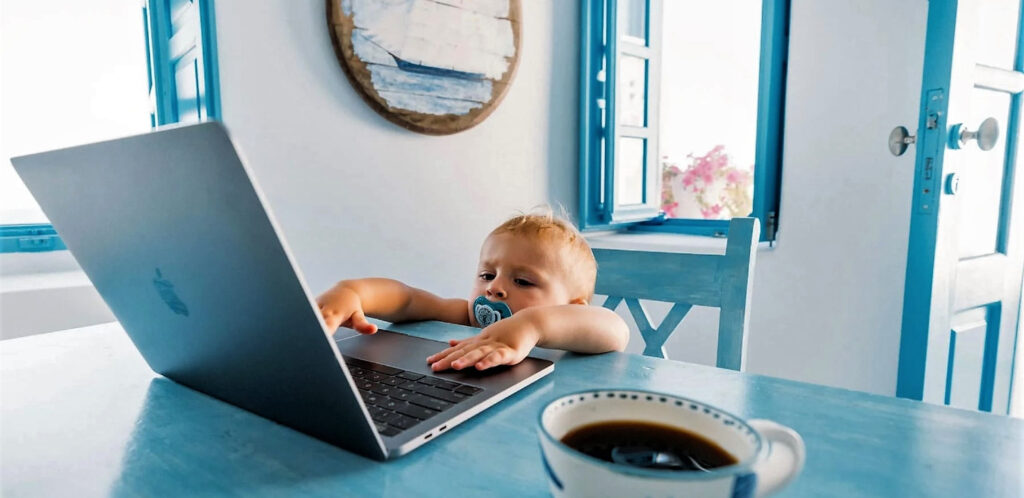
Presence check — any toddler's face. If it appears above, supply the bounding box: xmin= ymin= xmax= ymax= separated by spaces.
xmin=467 ymin=232 xmax=579 ymax=326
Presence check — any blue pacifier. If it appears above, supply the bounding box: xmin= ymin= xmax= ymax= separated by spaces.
xmin=473 ymin=295 xmax=512 ymax=326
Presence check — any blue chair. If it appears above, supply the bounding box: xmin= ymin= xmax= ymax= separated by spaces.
xmin=593 ymin=217 xmax=760 ymax=371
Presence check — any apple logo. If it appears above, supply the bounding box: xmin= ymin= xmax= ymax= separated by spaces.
xmin=153 ymin=268 xmax=189 ymax=316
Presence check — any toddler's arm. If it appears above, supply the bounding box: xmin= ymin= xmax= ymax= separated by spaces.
xmin=427 ymin=304 xmax=629 ymax=371
xmin=317 ymin=278 xmax=470 ymax=334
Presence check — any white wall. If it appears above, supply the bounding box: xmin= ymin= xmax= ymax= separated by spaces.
xmin=741 ymin=0 xmax=926 ymax=394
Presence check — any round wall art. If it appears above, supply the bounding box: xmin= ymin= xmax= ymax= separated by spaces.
xmin=327 ymin=0 xmax=522 ymax=135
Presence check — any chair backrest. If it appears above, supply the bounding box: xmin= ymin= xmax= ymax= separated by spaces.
xmin=593 ymin=217 xmax=760 ymax=370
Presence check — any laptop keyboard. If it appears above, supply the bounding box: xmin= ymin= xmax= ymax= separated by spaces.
xmin=343 ymin=356 xmax=484 ymax=438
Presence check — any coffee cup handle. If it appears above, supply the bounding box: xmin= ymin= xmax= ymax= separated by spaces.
xmin=747 ymin=419 xmax=806 ymax=497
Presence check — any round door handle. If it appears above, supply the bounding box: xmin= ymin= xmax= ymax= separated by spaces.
xmin=950 ymin=117 xmax=1000 ymax=151
xmin=889 ymin=126 xmax=916 ymax=156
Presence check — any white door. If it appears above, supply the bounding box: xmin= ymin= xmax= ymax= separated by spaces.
xmin=897 ymin=0 xmax=1023 ymax=414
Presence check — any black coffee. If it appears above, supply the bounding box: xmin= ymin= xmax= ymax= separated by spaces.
xmin=560 ymin=420 xmax=737 ymax=472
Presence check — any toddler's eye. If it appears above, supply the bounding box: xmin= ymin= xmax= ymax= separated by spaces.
xmin=514 ymin=278 xmax=534 ymax=287
xmin=479 ymin=272 xmax=495 ymax=281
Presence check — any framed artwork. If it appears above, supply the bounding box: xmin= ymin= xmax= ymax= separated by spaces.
xmin=327 ymin=0 xmax=522 ymax=135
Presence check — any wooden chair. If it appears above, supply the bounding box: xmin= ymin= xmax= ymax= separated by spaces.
xmin=593 ymin=217 xmax=760 ymax=371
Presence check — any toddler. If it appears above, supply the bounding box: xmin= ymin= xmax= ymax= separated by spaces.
xmin=317 ymin=212 xmax=629 ymax=371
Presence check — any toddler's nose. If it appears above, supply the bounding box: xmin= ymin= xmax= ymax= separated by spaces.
xmin=486 ymin=284 xmax=507 ymax=299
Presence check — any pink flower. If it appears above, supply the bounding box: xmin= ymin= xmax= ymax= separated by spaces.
xmin=662 ymin=201 xmax=679 ymax=217
xmin=701 ymin=204 xmax=723 ymax=219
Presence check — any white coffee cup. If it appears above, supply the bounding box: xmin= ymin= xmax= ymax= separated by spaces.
xmin=538 ymin=389 xmax=805 ymax=497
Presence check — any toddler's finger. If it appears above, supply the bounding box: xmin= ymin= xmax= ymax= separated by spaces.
xmin=351 ymin=311 xmax=377 ymax=334
xmin=430 ymin=347 xmax=471 ymax=371
xmin=451 ymin=346 xmax=494 ymax=370
xmin=476 ymin=348 xmax=513 ymax=370
xmin=426 ymin=347 xmax=455 ymax=364
xmin=448 ymin=339 xmax=462 ymax=346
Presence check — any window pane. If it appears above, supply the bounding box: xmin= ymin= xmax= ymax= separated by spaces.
xmin=1 ymin=0 xmax=150 ymax=225
xmin=617 ymin=137 xmax=646 ymax=206
xmin=618 ymin=55 xmax=647 ymax=127
xmin=619 ymin=0 xmax=647 ymax=43
xmin=659 ymin=1 xmax=761 ymax=220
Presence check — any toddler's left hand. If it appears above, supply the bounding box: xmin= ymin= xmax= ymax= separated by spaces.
xmin=426 ymin=314 xmax=541 ymax=371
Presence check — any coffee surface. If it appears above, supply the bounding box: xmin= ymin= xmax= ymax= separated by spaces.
xmin=560 ymin=420 xmax=738 ymax=472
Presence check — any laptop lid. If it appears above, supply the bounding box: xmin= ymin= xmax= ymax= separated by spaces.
xmin=12 ymin=122 xmax=387 ymax=459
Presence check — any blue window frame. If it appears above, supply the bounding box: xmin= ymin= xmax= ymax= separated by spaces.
xmin=579 ymin=0 xmax=789 ymax=241
xmin=1 ymin=0 xmax=220 ymax=253
xmin=144 ymin=0 xmax=222 ymax=126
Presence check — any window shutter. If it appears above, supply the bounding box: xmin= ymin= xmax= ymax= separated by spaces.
xmin=144 ymin=0 xmax=221 ymax=126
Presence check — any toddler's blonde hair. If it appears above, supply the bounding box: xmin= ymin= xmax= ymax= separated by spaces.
xmin=489 ymin=208 xmax=597 ymax=301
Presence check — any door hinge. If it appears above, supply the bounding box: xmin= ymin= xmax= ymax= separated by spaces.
xmin=766 ymin=211 xmax=778 ymax=242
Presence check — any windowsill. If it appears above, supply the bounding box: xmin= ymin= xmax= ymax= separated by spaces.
xmin=0 ymin=252 xmax=115 ymax=340
xmin=0 ymin=269 xmax=93 ymax=293
xmin=585 ymin=230 xmax=776 ymax=254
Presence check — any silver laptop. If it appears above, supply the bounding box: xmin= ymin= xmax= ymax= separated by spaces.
xmin=10 ymin=121 xmax=554 ymax=460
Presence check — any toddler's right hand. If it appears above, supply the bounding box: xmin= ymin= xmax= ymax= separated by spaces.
xmin=316 ymin=284 xmax=378 ymax=335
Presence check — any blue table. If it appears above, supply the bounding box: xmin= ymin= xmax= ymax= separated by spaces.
xmin=2 ymin=322 xmax=1021 ymax=497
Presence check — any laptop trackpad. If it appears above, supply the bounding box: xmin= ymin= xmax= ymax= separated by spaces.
xmin=334 ymin=329 xmax=553 ymax=388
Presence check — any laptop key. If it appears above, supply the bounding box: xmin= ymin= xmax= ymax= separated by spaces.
xmin=368 ymin=406 xmax=391 ymax=423
xmin=416 ymin=377 xmax=446 ymax=387
xmin=434 ymin=380 xmax=461 ymax=391
xmin=367 ymin=382 xmax=394 ymax=396
xmin=398 ymin=381 xmax=419 ymax=390
xmin=388 ymin=414 xmax=420 ymax=430
xmin=364 ymin=363 xmax=403 ymax=376
xmin=454 ymin=385 xmax=483 ymax=395
xmin=408 ymin=393 xmax=452 ymax=412
xmin=412 ymin=385 xmax=463 ymax=404
xmin=394 ymin=401 xmax=440 ymax=420
xmin=345 ymin=357 xmax=403 ymax=376
xmin=344 ymin=357 xmax=374 ymax=369
xmin=380 ymin=377 xmax=403 ymax=386
xmin=379 ymin=425 xmax=401 ymax=437
xmin=367 ymin=372 xmax=386 ymax=382
xmin=391 ymin=388 xmax=414 ymax=401
xmin=397 ymin=372 xmax=425 ymax=381
xmin=349 ymin=367 xmax=368 ymax=378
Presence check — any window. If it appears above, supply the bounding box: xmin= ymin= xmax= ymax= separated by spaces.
xmin=0 ymin=0 xmax=220 ymax=253
xmin=579 ymin=0 xmax=790 ymax=241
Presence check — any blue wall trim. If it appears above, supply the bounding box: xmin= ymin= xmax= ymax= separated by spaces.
xmin=896 ymin=0 xmax=958 ymax=401
xmin=198 ymin=0 xmax=222 ymax=120
xmin=0 ymin=225 xmax=68 ymax=253
xmin=145 ymin=0 xmax=222 ymax=124
xmin=578 ymin=0 xmax=604 ymax=230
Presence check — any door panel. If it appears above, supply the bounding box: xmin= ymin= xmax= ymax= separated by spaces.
xmin=898 ymin=0 xmax=1023 ymax=415
xmin=976 ymin=0 xmax=1020 ymax=70
xmin=957 ymin=89 xmax=1011 ymax=258
xmin=946 ymin=308 xmax=989 ymax=409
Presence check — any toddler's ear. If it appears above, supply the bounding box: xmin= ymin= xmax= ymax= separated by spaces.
xmin=570 ymin=296 xmax=589 ymax=305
